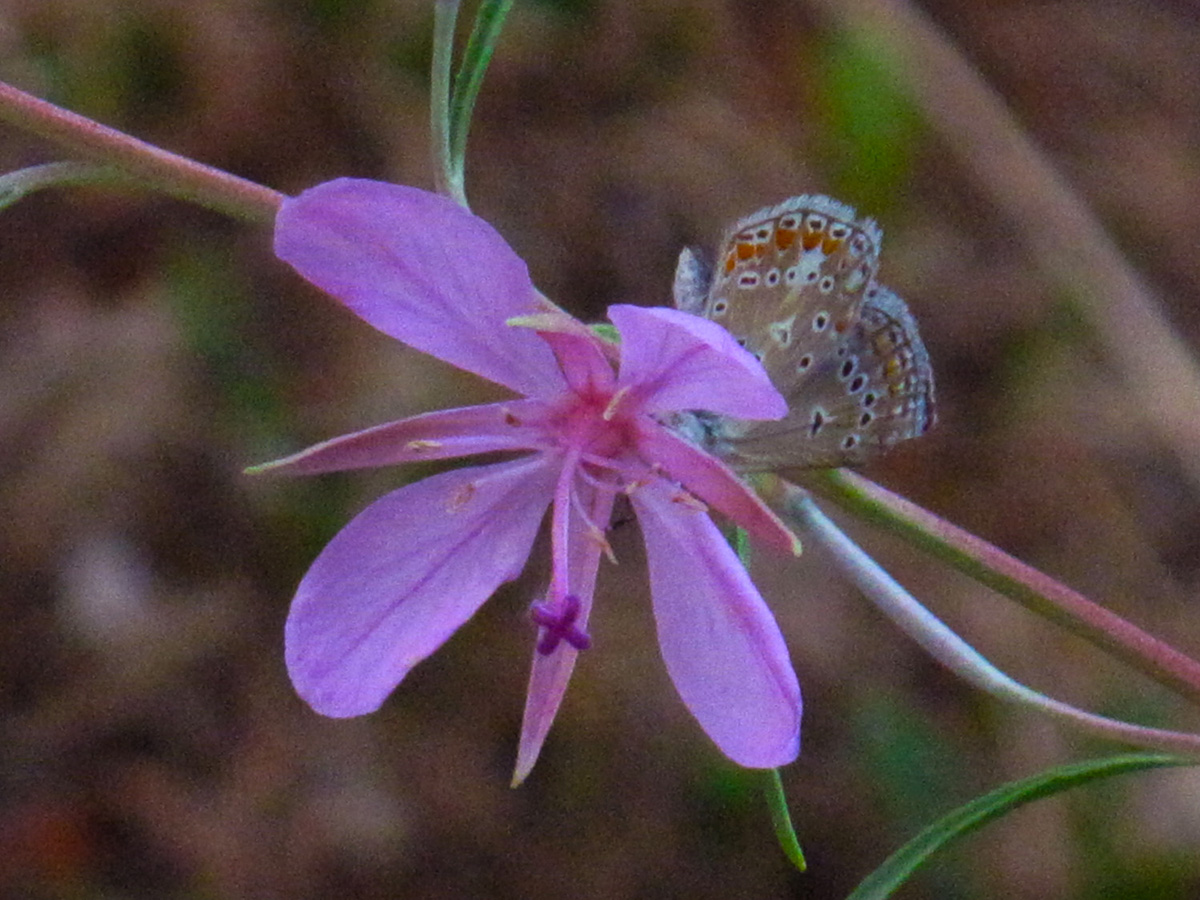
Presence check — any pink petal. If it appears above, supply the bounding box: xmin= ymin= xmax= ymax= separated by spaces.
xmin=249 ymin=399 xmax=555 ymax=475
xmin=513 ymin=484 xmax=616 ymax=785
xmin=630 ymin=478 xmax=801 ymax=768
xmin=514 ymin=636 xmax=579 ymax=785
xmin=535 ymin=329 xmax=618 ymax=400
xmin=608 ymin=304 xmax=786 ymax=418
xmin=275 ymin=179 xmax=564 ymax=397
xmin=286 ymin=455 xmax=558 ymax=717
xmin=634 ymin=422 xmax=801 ymax=556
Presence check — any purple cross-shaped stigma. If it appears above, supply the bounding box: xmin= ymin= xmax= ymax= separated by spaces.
xmin=531 ymin=595 xmax=592 ymax=655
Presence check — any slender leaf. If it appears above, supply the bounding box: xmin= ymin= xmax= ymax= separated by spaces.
xmin=430 ymin=1 xmax=467 ymax=205
xmin=764 ymin=768 xmax=807 ymax=871
xmin=847 ymin=754 xmax=1192 ymax=900
xmin=449 ymin=0 xmax=514 ymax=192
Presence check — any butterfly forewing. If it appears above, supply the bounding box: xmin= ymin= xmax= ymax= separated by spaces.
xmin=672 ymin=195 xmax=935 ymax=471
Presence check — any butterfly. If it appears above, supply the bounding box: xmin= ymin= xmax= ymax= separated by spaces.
xmin=669 ymin=195 xmax=935 ymax=471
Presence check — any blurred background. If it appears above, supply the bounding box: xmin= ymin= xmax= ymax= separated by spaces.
xmin=2 ymin=0 xmax=1200 ymax=897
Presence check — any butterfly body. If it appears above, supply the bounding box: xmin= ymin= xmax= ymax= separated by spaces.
xmin=671 ymin=196 xmax=935 ymax=470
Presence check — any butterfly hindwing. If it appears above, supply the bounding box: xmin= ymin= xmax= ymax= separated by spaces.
xmin=672 ymin=195 xmax=935 ymax=470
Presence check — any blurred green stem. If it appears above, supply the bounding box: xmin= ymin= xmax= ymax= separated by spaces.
xmin=0 ymin=161 xmax=126 ymax=210
xmin=0 ymin=80 xmax=282 ymax=222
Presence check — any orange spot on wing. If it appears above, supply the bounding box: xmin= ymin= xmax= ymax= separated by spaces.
xmin=775 ymin=228 xmax=798 ymax=250
xmin=801 ymin=232 xmax=822 ymax=251
xmin=822 ymin=236 xmax=844 ymax=254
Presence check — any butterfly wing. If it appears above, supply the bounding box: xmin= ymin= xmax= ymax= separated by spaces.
xmin=672 ymin=196 xmax=935 ymax=471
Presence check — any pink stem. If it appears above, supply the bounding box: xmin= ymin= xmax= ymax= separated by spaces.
xmin=0 ymin=80 xmax=283 ymax=222
xmin=801 ymin=469 xmax=1200 ymax=708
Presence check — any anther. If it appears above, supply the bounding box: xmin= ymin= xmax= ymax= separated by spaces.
xmin=602 ymin=386 xmax=630 ymax=421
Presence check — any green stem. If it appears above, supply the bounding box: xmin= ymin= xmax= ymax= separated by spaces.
xmin=797 ymin=469 xmax=1200 ymax=709
xmin=0 ymin=161 xmax=125 ymax=210
xmin=763 ymin=769 xmax=807 ymax=871
xmin=0 ymin=80 xmax=282 ymax=222
xmin=431 ymin=0 xmax=469 ymax=207
xmin=449 ymin=0 xmax=515 ymax=184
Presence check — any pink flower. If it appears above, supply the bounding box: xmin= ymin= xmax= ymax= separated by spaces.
xmin=262 ymin=178 xmax=802 ymax=782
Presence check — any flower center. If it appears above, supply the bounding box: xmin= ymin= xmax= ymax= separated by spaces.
xmin=530 ymin=594 xmax=591 ymax=655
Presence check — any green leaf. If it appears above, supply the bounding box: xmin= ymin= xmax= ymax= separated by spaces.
xmin=763 ymin=768 xmax=807 ymax=871
xmin=847 ymin=754 xmax=1193 ymax=900
xmin=450 ymin=0 xmax=515 ymax=175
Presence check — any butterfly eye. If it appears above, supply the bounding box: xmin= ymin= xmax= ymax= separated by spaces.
xmin=738 ymin=272 xmax=760 ymax=289
xmin=797 ymin=354 xmax=813 ymax=371
xmin=804 ymin=214 xmax=827 ymax=233
xmin=818 ymin=275 xmax=836 ymax=294
xmin=765 ymin=268 xmax=781 ymax=286
xmin=859 ymin=411 xmax=874 ymax=426
xmin=839 ymin=358 xmax=857 ymax=379
xmin=812 ymin=312 xmax=829 ymax=332
xmin=841 ymin=434 xmax=859 ymax=450
xmin=862 ymin=392 xmax=878 ymax=408
xmin=710 ymin=298 xmax=729 ymax=316
xmin=829 ymin=223 xmax=850 ymax=240
xmin=849 ymin=374 xmax=866 ymax=393
xmin=784 ymin=267 xmax=800 ymax=285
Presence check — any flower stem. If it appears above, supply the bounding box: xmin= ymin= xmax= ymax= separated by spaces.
xmin=0 ymin=80 xmax=282 ymax=223
xmin=785 ymin=483 xmax=1200 ymax=757
xmin=795 ymin=469 xmax=1200 ymax=709
xmin=0 ymin=161 xmax=125 ymax=210
xmin=450 ymin=0 xmax=515 ymax=180
xmin=431 ymin=0 xmax=469 ymax=207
